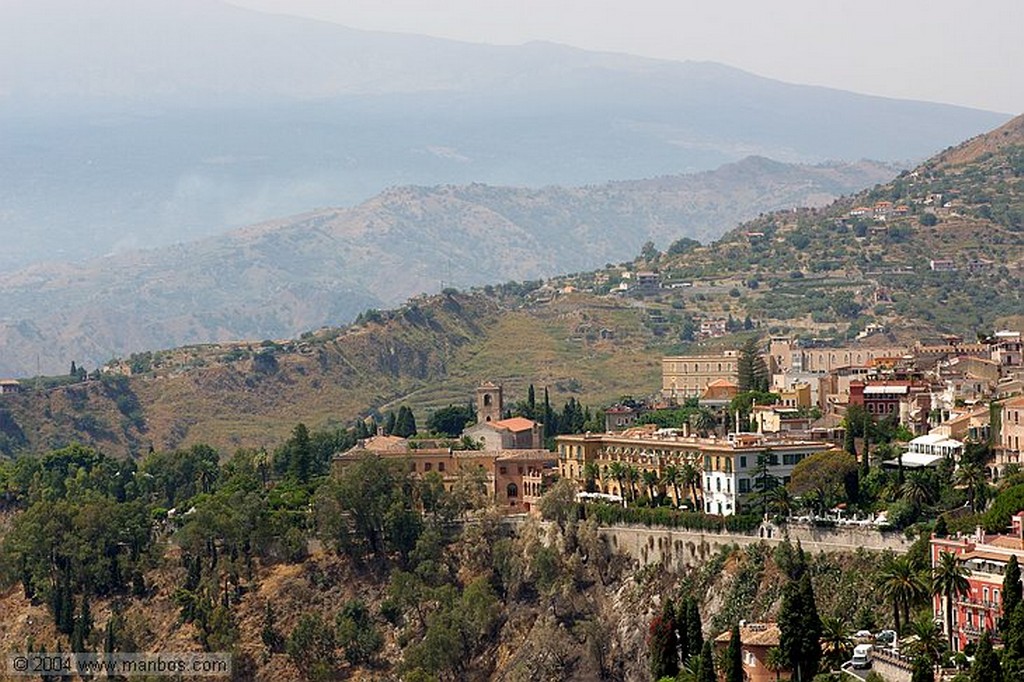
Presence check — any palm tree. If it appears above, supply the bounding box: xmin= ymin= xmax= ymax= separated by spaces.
xmin=932 ymin=550 xmax=971 ymax=650
xmin=879 ymin=555 xmax=928 ymax=634
xmin=820 ymin=615 xmax=852 ymax=670
xmin=905 ymin=614 xmax=946 ymax=666
xmin=764 ymin=647 xmax=787 ymax=682
xmin=608 ymin=461 xmax=626 ymax=499
xmin=582 ymin=461 xmax=600 ymax=493
xmin=625 ymin=465 xmax=640 ymax=502
xmin=766 ymin=485 xmax=794 ymax=518
xmin=681 ymin=462 xmax=702 ymax=511
xmin=253 ymin=449 xmax=271 ymax=487
xmin=641 ymin=469 xmax=659 ymax=502
xmin=690 ymin=408 xmax=716 ymax=437
xmin=954 ymin=460 xmax=986 ymax=513
xmin=902 ymin=471 xmax=935 ymax=510
xmin=663 ymin=464 xmax=683 ymax=507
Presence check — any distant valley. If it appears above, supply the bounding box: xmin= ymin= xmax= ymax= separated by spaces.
xmin=0 ymin=156 xmax=896 ymax=376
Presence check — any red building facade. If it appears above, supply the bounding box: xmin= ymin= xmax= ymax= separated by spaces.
xmin=930 ymin=512 xmax=1024 ymax=651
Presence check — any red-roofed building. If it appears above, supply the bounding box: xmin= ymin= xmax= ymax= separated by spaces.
xmin=714 ymin=623 xmax=790 ymax=682
xmin=464 ymin=415 xmax=544 ymax=450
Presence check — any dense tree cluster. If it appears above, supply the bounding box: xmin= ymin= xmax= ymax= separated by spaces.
xmin=646 ymin=594 xmax=706 ymax=680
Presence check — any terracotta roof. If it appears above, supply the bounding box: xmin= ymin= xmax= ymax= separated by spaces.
xmin=492 ymin=417 xmax=537 ymax=432
xmin=361 ymin=435 xmax=410 ymax=452
xmin=706 ymin=379 xmax=739 ymax=388
xmin=960 ymin=549 xmax=1017 ymax=563
xmin=1005 ymin=396 xmax=1024 ymax=408
xmin=714 ymin=623 xmax=781 ymax=647
xmin=988 ymin=536 xmax=1024 ymax=550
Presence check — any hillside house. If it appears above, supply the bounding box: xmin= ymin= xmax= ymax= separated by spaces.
xmin=0 ymin=379 xmax=21 ymax=394
xmin=714 ymin=623 xmax=790 ymax=682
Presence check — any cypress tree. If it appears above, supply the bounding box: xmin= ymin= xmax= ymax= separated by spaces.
xmin=384 ymin=411 xmax=396 ymax=436
xmin=104 ymin=616 xmax=117 ymax=654
xmin=779 ymin=571 xmax=821 ymax=681
xmin=287 ymin=423 xmax=312 ymax=483
xmin=1004 ymin=555 xmax=1022 ymax=630
xmin=697 ymin=641 xmax=716 ymax=682
xmin=675 ymin=597 xmax=690 ymax=665
xmin=725 ymin=624 xmax=743 ymax=682
xmin=394 ymin=406 xmax=417 ymax=438
xmin=970 ymin=630 xmax=1001 ymax=682
xmin=686 ymin=598 xmax=704 ymax=660
xmin=261 ymin=602 xmax=285 ymax=654
xmin=71 ymin=595 xmax=92 ymax=654
xmin=1004 ymin=600 xmax=1024 ymax=670
xmin=527 ymin=384 xmax=536 ymax=418
xmin=648 ymin=599 xmax=679 ymax=680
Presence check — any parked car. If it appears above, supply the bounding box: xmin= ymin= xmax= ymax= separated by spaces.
xmin=852 ymin=644 xmax=873 ymax=669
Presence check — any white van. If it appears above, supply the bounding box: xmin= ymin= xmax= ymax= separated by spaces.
xmin=851 ymin=644 xmax=872 ymax=669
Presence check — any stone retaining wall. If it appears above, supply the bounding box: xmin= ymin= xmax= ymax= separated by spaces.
xmin=597 ymin=521 xmax=910 ymax=570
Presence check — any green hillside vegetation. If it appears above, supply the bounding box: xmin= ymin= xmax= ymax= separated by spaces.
xmin=0 ymin=435 xmax=958 ymax=681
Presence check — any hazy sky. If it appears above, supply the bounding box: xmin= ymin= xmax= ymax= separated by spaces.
xmin=228 ymin=0 xmax=1023 ymax=115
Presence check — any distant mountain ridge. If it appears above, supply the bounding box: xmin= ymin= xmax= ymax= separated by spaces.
xmin=0 ymin=0 xmax=1007 ymax=271
xmin=0 ymin=157 xmax=897 ymax=376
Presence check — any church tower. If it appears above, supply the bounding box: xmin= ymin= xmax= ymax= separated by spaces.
xmin=475 ymin=382 xmax=503 ymax=423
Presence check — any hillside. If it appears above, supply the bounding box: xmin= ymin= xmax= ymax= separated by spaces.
xmin=1 ymin=117 xmax=1022 ymax=458
xmin=0 ymin=1 xmax=1007 ymax=272
xmin=0 ymin=157 xmax=897 ymax=377
xmin=0 ymin=290 xmax=667 ymax=457
xmin=572 ymin=113 xmax=1024 ymax=341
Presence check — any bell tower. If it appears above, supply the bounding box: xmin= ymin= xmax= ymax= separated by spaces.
xmin=475 ymin=382 xmax=503 ymax=423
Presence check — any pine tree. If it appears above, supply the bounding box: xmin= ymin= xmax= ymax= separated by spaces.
xmin=648 ymin=599 xmax=679 ymax=680
xmin=970 ymin=630 xmax=1001 ymax=682
xmin=737 ymin=338 xmax=769 ymax=393
xmin=725 ymin=624 xmax=743 ymax=682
